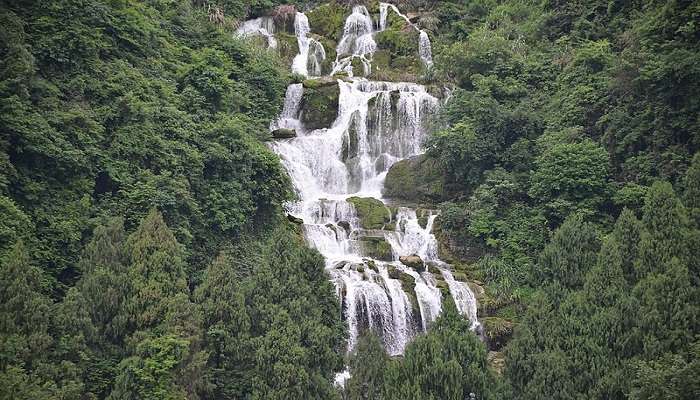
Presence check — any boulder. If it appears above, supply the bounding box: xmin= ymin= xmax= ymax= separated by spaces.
xmin=358 ymin=236 xmax=393 ymax=261
xmin=387 ymin=264 xmax=401 ymax=280
xmin=272 ymin=128 xmax=296 ymax=139
xmin=299 ymin=81 xmax=339 ymax=130
xmin=399 ymin=255 xmax=424 ymax=272
xmin=302 ymin=76 xmax=337 ymax=89
xmin=347 ymin=197 xmax=392 ymax=230
xmin=337 ymin=220 xmax=351 ymax=232
xmin=383 ymin=154 xmax=445 ymax=202
xmin=287 ymin=214 xmax=304 ymax=224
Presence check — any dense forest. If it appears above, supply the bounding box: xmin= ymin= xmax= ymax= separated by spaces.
xmin=0 ymin=0 xmax=698 ymax=399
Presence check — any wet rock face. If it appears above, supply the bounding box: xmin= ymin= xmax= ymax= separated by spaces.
xmin=359 ymin=236 xmax=393 ymax=261
xmin=287 ymin=214 xmax=304 ymax=224
xmin=399 ymin=254 xmax=424 ymax=271
xmin=299 ymin=81 xmax=340 ymax=130
xmin=347 ymin=196 xmax=392 ymax=230
xmin=272 ymin=128 xmax=297 ymax=138
xmin=383 ymin=154 xmax=445 ymax=202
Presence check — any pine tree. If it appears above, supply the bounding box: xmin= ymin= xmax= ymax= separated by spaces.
xmin=194 ymin=251 xmax=252 ymax=399
xmin=635 ymin=181 xmax=690 ymax=279
xmin=75 ymin=218 xmax=130 ymax=344
xmin=632 ymin=258 xmax=697 ymax=358
xmin=124 ymin=208 xmax=190 ymax=332
xmin=345 ymin=333 xmax=388 ymax=400
xmin=0 ymin=242 xmax=55 ymax=398
xmin=535 ymin=215 xmax=600 ymax=291
xmin=611 ymin=208 xmax=642 ymax=284
xmin=383 ymin=302 xmax=498 ymax=400
xmin=682 ymin=153 xmax=700 ymax=226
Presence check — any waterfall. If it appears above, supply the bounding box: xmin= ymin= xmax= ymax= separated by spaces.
xmin=292 ymin=12 xmax=327 ymax=77
xmin=419 ymin=31 xmax=434 ymax=67
xmin=236 ymin=17 xmax=277 ymax=48
xmin=332 ymin=6 xmax=377 ymax=77
xmin=378 ymin=2 xmax=434 ymax=67
xmin=270 ymin=83 xmax=304 ymax=132
xmin=267 ymin=3 xmax=478 ymax=363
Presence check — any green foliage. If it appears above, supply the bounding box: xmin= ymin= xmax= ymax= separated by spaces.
xmin=0 ymin=0 xmax=698 ymax=398
xmin=195 ymin=226 xmax=345 ymax=399
xmin=529 ymin=138 xmax=609 ymax=222
xmin=0 ymin=0 xmax=292 ymax=292
xmin=382 ymin=302 xmax=500 ymax=400
xmin=110 ymin=335 xmax=190 ymax=400
xmin=307 ymin=1 xmax=348 ymax=41
xmin=505 ymin=180 xmax=699 ymax=399
xmin=535 ymin=215 xmax=600 ymax=290
xmin=345 ymin=333 xmax=388 ymax=400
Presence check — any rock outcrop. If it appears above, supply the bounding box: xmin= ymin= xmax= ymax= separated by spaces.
xmin=399 ymin=254 xmax=424 ymax=271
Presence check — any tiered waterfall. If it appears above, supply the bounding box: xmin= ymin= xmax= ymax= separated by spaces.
xmin=245 ymin=3 xmax=479 ymax=360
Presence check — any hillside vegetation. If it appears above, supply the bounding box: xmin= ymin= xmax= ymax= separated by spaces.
xmin=0 ymin=0 xmax=698 ymax=399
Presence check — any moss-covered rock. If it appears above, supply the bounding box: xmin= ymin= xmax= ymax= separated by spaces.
xmin=347 ymin=197 xmax=392 ymax=229
xmin=482 ymin=317 xmax=514 ymax=351
xmin=350 ymin=56 xmax=366 ymax=76
xmin=451 ymin=271 xmax=468 ymax=282
xmin=358 ymin=236 xmax=393 ymax=261
xmin=272 ymin=128 xmax=296 ymax=139
xmin=307 ymin=2 xmax=349 ymax=41
xmin=386 ymin=264 xmax=421 ymax=323
xmin=276 ymin=32 xmax=299 ymax=64
xmin=383 ymin=154 xmax=445 ymax=202
xmin=399 ymin=255 xmax=424 ymax=272
xmin=302 ymin=76 xmax=337 ymax=89
xmin=287 ymin=214 xmax=303 ymax=224
xmin=435 ymin=279 xmax=450 ymax=297
xmin=426 ymin=262 xmax=442 ymax=276
xmin=365 ymin=259 xmax=379 ymax=273
xmin=299 ymin=81 xmax=339 ymax=130
xmin=387 ymin=264 xmax=401 ymax=280
xmin=372 ymin=49 xmax=391 ymax=71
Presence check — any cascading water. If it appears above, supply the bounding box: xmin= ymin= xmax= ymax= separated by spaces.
xmin=292 ymin=12 xmax=326 ymax=77
xmin=379 ymin=2 xmax=434 ymax=67
xmin=267 ymin=3 xmax=478 ymax=363
xmin=419 ymin=31 xmax=434 ymax=67
xmin=332 ymin=5 xmax=377 ymax=77
xmin=236 ymin=17 xmax=277 ymax=48
xmin=270 ymin=83 xmax=304 ymax=132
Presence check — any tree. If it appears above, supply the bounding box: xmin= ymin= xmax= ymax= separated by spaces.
xmin=345 ymin=333 xmax=388 ymax=400
xmin=124 ymin=209 xmax=190 ymax=332
xmin=529 ymin=139 xmax=609 ymax=223
xmin=534 ymin=215 xmax=600 ymax=291
xmin=383 ymin=302 xmax=498 ymax=400
xmin=610 ymin=208 xmax=642 ymax=284
xmin=635 ymin=181 xmax=690 ymax=280
xmin=195 ymin=228 xmax=345 ymax=399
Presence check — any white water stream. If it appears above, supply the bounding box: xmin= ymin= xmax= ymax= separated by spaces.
xmin=253 ymin=3 xmax=477 ymax=373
